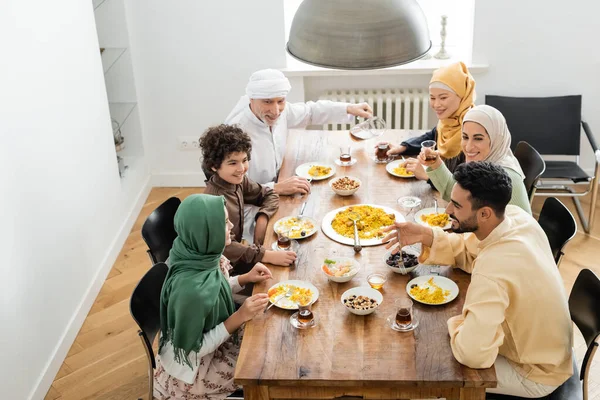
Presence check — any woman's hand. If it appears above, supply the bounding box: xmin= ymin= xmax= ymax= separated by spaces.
xmin=375 ymin=142 xmax=407 ymax=156
xmin=403 ymin=158 xmax=429 ymax=181
xmin=237 ymin=293 xmax=270 ymax=322
xmin=418 ymin=148 xmax=443 ymax=169
xmin=239 ymin=263 xmax=272 ymax=286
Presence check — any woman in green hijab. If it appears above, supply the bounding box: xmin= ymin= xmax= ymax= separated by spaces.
xmin=154 ymin=194 xmax=271 ymax=399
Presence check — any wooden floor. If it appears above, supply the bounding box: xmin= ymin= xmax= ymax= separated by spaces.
xmin=45 ymin=188 xmax=600 ymax=400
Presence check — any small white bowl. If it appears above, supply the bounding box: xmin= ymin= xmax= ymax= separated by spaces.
xmin=341 ymin=286 xmax=383 ymax=315
xmin=321 ymin=257 xmax=360 ymax=283
xmin=329 ymin=176 xmax=361 ymax=196
xmin=384 ymin=244 xmax=421 ymax=275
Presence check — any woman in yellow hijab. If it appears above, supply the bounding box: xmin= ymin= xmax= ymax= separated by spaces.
xmin=383 ymin=62 xmax=476 ymax=179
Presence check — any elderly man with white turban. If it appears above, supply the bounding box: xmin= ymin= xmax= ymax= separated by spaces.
xmin=225 ymin=68 xmax=372 ymax=195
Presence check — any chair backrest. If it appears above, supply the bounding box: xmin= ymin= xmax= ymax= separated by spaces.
xmin=141 ymin=197 xmax=181 ymax=264
xmin=569 ymin=269 xmax=600 ymax=380
xmin=514 ymin=141 xmax=546 ymax=200
xmin=485 ymin=95 xmax=582 ymax=156
xmin=538 ymin=197 xmax=577 ymax=264
xmin=130 ymin=262 xmax=168 ymax=368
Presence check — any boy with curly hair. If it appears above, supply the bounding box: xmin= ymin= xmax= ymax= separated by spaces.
xmin=200 ymin=124 xmax=296 ymax=273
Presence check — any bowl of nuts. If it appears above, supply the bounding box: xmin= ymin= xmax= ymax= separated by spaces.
xmin=341 ymin=286 xmax=383 ymax=315
xmin=329 ymin=176 xmax=361 ymax=196
xmin=384 ymin=244 xmax=421 ymax=275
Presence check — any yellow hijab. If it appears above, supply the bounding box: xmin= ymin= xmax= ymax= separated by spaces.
xmin=430 ymin=62 xmax=476 ymax=159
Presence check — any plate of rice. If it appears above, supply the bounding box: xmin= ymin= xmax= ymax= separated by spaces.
xmin=274 ymin=216 xmax=318 ymax=239
xmin=295 ymin=162 xmax=336 ymax=181
xmin=386 ymin=159 xmax=415 ymax=178
xmin=267 ymin=280 xmax=319 ymax=310
xmin=414 ymin=207 xmax=452 ymax=230
xmin=321 ymin=204 xmax=404 ymax=246
xmin=406 ymin=275 xmax=459 ymax=305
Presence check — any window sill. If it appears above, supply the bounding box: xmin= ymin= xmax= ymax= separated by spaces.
xmin=281 ymin=55 xmax=488 ymax=77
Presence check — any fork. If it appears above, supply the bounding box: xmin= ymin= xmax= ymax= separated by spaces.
xmin=264 ymin=289 xmax=292 ymax=313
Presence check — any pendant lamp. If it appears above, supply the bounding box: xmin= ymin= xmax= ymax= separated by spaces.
xmin=287 ymin=0 xmax=432 ymax=70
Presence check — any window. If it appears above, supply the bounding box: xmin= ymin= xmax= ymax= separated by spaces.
xmin=283 ymin=0 xmax=475 ymax=66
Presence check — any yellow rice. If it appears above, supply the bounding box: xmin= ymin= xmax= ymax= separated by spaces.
xmin=410 ymin=277 xmax=450 ymax=304
xmin=331 ymin=205 xmax=395 ymax=239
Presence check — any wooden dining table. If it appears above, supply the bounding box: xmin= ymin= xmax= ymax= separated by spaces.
xmin=234 ymin=129 xmax=497 ymax=400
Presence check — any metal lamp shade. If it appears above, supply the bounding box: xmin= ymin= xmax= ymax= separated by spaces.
xmin=287 ymin=0 xmax=432 ymax=70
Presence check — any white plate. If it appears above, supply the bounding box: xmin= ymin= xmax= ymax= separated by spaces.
xmin=406 ymin=275 xmax=459 ymax=305
xmin=386 ymin=159 xmax=416 ymax=178
xmin=267 ymin=280 xmax=319 ymax=310
xmin=414 ymin=207 xmax=452 ymax=230
xmin=273 ymin=216 xmax=318 ymax=239
xmin=295 ymin=162 xmax=336 ymax=181
xmin=321 ymin=204 xmax=405 ymax=246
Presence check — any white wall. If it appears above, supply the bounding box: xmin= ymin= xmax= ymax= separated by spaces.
xmin=0 ymin=1 xmax=150 ymax=399
xmin=472 ymin=1 xmax=600 ymax=171
xmin=127 ymin=0 xmax=287 ymax=186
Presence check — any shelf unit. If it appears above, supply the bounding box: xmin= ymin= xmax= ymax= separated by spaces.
xmin=93 ymin=0 xmax=145 ymax=179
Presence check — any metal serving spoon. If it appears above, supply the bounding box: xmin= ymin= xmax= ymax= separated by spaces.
xmin=348 ymin=211 xmax=362 ymax=253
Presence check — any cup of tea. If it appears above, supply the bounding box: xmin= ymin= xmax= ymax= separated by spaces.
xmin=339 ymin=145 xmax=352 ymax=165
xmin=367 ymin=273 xmax=387 ymax=290
xmin=276 ymin=227 xmax=291 ymax=250
xmin=375 ymin=143 xmax=391 ymax=163
xmin=290 ymin=300 xmax=317 ymax=329
xmin=421 ymin=140 xmax=437 ymax=161
xmin=393 ymin=298 xmax=415 ymax=331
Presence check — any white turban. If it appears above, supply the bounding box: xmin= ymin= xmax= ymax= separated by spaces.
xmin=245 ymin=69 xmax=291 ymax=99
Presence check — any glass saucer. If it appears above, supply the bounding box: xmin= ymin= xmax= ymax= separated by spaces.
xmin=290 ymin=312 xmax=318 ymax=329
xmin=335 ymin=158 xmax=358 ymax=167
xmin=386 ymin=313 xmax=419 ymax=332
xmin=271 ymin=239 xmax=299 ymax=252
xmin=371 ymin=154 xmax=392 ymax=164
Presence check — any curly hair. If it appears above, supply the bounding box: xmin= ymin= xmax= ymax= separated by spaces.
xmin=199 ymin=124 xmax=252 ymax=173
xmin=453 ymin=161 xmax=512 ymax=216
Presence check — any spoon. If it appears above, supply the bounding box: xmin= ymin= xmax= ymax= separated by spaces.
xmin=348 ymin=212 xmax=362 ymax=253
xmin=434 ymin=199 xmax=438 ymax=215
xmin=264 ymin=289 xmax=292 ymax=313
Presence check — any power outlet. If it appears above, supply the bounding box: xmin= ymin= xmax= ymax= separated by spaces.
xmin=178 ymin=136 xmax=200 ymax=151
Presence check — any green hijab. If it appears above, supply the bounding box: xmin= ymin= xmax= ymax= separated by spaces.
xmin=158 ymin=194 xmax=236 ymax=368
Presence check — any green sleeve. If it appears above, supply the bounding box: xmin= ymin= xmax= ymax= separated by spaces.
xmin=427 ymin=165 xmax=532 ymax=215
xmin=426 ymin=163 xmax=455 ymax=202
xmin=506 ymin=168 xmax=532 ymax=215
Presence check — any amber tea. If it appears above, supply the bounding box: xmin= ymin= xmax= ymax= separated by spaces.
xmin=298 ymin=309 xmax=314 ymax=324
xmin=395 ymin=307 xmax=412 ymax=326
xmin=277 ymin=236 xmax=291 ymax=249
xmin=340 ymin=153 xmax=352 ymax=163
xmin=376 ymin=144 xmax=390 ymax=161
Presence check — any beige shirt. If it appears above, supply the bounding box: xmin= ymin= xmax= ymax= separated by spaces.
xmin=421 ymin=205 xmax=572 ymax=386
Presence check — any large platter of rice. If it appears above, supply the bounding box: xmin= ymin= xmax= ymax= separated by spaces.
xmin=321 ymin=204 xmax=405 ymax=246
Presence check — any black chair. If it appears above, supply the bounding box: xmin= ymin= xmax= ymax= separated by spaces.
xmin=486 ymin=268 xmax=600 ymax=400
xmin=538 ymin=198 xmax=577 ymax=267
xmin=486 ymin=95 xmax=599 ymax=233
xmin=141 ymin=197 xmax=181 ymax=264
xmin=130 ymin=263 xmax=244 ymax=400
xmin=130 ymin=262 xmax=168 ymax=400
xmin=514 ymin=141 xmax=546 ymax=205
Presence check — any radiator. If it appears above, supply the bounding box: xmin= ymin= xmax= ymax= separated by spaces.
xmin=319 ymin=89 xmax=429 ymax=131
